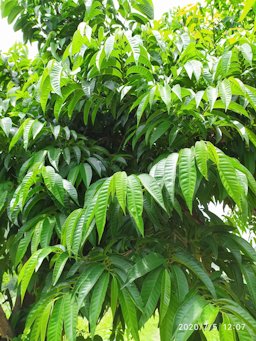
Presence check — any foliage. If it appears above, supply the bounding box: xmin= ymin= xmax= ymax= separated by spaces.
xmin=0 ymin=0 xmax=256 ymax=340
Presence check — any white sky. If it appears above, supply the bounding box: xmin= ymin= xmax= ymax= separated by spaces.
xmin=0 ymin=0 xmax=201 ymax=54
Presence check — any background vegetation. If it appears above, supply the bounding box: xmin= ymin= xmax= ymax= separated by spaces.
xmin=0 ymin=0 xmax=256 ymax=340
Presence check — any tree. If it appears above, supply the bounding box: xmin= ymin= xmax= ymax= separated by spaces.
xmin=0 ymin=0 xmax=256 ymax=340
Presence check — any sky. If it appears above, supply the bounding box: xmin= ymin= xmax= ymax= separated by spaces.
xmin=0 ymin=0 xmax=202 ymax=54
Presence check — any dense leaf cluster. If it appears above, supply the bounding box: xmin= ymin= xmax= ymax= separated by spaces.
xmin=0 ymin=0 xmax=256 ymax=340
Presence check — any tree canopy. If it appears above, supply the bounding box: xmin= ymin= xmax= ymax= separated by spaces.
xmin=0 ymin=0 xmax=256 ymax=340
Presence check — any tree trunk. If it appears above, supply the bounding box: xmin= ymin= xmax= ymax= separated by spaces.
xmin=0 ymin=305 xmax=13 ymax=340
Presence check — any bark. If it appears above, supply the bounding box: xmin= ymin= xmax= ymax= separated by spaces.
xmin=0 ymin=305 xmax=13 ymax=340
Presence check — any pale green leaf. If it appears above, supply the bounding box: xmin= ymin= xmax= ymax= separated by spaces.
xmin=127 ymin=175 xmax=144 ymax=235
xmin=173 ymin=249 xmax=216 ymax=297
xmin=219 ymin=79 xmax=232 ymax=111
xmin=114 ymin=171 xmax=127 ymax=213
xmin=89 ymin=272 xmax=110 ymax=335
xmin=95 ymin=177 xmax=112 ymax=241
xmin=179 ymin=148 xmax=197 ymax=213
xmin=164 ymin=153 xmax=179 ymax=204
xmin=195 ymin=141 xmax=209 ymax=179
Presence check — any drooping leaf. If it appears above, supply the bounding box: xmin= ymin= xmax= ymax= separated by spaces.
xmin=47 ymin=297 xmax=64 ymax=341
xmin=159 ymin=269 xmax=171 ymax=323
xmin=52 ymin=252 xmax=69 ymax=285
xmin=138 ymin=174 xmax=166 ymax=211
xmin=89 ymin=272 xmax=110 ymax=335
xmin=179 ymin=148 xmax=197 ymax=213
xmin=173 ymin=249 xmax=216 ymax=297
xmin=163 ymin=153 xmax=179 ymax=204
xmin=127 ymin=252 xmax=164 ymax=284
xmin=63 ymin=293 xmax=78 ymax=341
xmin=114 ymin=171 xmax=127 ymax=213
xmin=49 ymin=61 xmax=62 ymax=96
xmin=239 ymin=0 xmax=256 ymax=21
xmin=219 ymin=79 xmax=232 ymax=111
xmin=119 ymin=288 xmax=140 ymax=341
xmin=127 ymin=175 xmax=144 ymax=235
xmin=95 ymin=177 xmax=112 ymax=241
xmin=195 ymin=141 xmax=209 ymax=180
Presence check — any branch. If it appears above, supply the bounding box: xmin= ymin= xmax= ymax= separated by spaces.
xmin=0 ymin=305 xmax=14 ymax=340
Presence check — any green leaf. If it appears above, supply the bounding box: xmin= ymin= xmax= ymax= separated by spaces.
xmin=18 ymin=250 xmax=41 ymax=301
xmin=173 ymin=294 xmax=207 ymax=341
xmin=9 ymin=118 xmax=29 ymax=151
xmin=219 ymin=313 xmax=236 ymax=341
xmin=240 ymin=43 xmax=253 ymax=65
xmin=245 ymin=85 xmax=256 ymax=110
xmin=64 ymin=293 xmax=78 ymax=341
xmin=89 ymin=272 xmax=110 ymax=335
xmin=159 ymin=280 xmax=178 ymax=341
xmin=95 ymin=177 xmax=111 ymax=241
xmin=119 ymin=288 xmax=140 ymax=341
xmin=52 ymin=252 xmax=69 ymax=285
xmin=159 ymin=269 xmax=171 ymax=323
xmin=140 ymin=268 xmax=161 ymax=326
xmin=230 ymin=234 xmax=256 ymax=262
xmin=159 ymin=84 xmax=172 ymax=112
xmin=48 ymin=148 xmax=61 ymax=171
xmin=42 ymin=166 xmax=65 ymax=206
xmin=111 ymin=276 xmax=119 ymax=317
xmin=23 ymin=119 xmax=34 ymax=150
xmin=127 ymin=65 xmax=153 ymax=81
xmin=40 ymin=217 xmax=54 ymax=248
xmin=217 ymin=299 xmax=256 ymax=333
xmin=114 ymin=171 xmax=127 ymax=213
xmin=49 ymin=61 xmax=62 ymax=96
xmin=105 ymin=35 xmax=115 ymax=59
xmin=184 ymin=60 xmax=202 ymax=81
xmin=63 ymin=179 xmax=79 ymax=204
xmin=195 ymin=141 xmax=209 ymax=179
xmin=164 ymin=153 xmax=179 ymax=204
xmin=75 ymin=264 xmax=105 ymax=307
xmin=61 ymin=208 xmax=84 ymax=254
xmin=54 ymin=84 xmax=79 ymax=119
xmin=67 ymin=89 xmax=84 ymax=118
xmin=216 ymin=150 xmax=245 ymax=209
xmin=194 ymin=90 xmax=204 ymax=108
xmin=80 ymin=163 xmax=93 ymax=189
xmin=207 ymin=86 xmax=218 ymax=111
xmin=15 ymin=231 xmax=33 ymax=267
xmin=229 ymin=314 xmax=252 ymax=341
xmin=239 ymin=0 xmax=256 ymax=21
xmin=179 ymin=148 xmax=197 ymax=213
xmin=138 ymin=174 xmax=166 ymax=211
xmin=149 ymin=121 xmax=170 ymax=147
xmin=0 ymin=117 xmax=12 ymax=137
xmin=31 ymin=221 xmax=43 ymax=254
xmin=150 ymin=158 xmax=166 ymax=183
xmin=132 ymin=0 xmax=154 ymax=19
xmin=136 ymin=94 xmax=149 ymax=125
xmin=40 ymin=75 xmax=52 ymax=113
xmin=173 ymin=249 xmax=216 ymax=297
xmin=125 ymin=33 xmax=142 ymax=64
xmin=215 ymin=51 xmax=232 ymax=80
xmin=127 ymin=252 xmax=164 ymax=284
xmin=40 ymin=301 xmax=53 ymax=341
xmin=32 ymin=120 xmax=44 ymax=140
xmin=213 ymin=100 xmax=249 ymax=118
xmin=47 ymin=297 xmax=64 ymax=341
xmin=127 ymin=175 xmax=144 ymax=235
xmin=172 ymin=84 xmax=182 ymax=101
xmin=219 ymin=79 xmax=232 ymax=111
